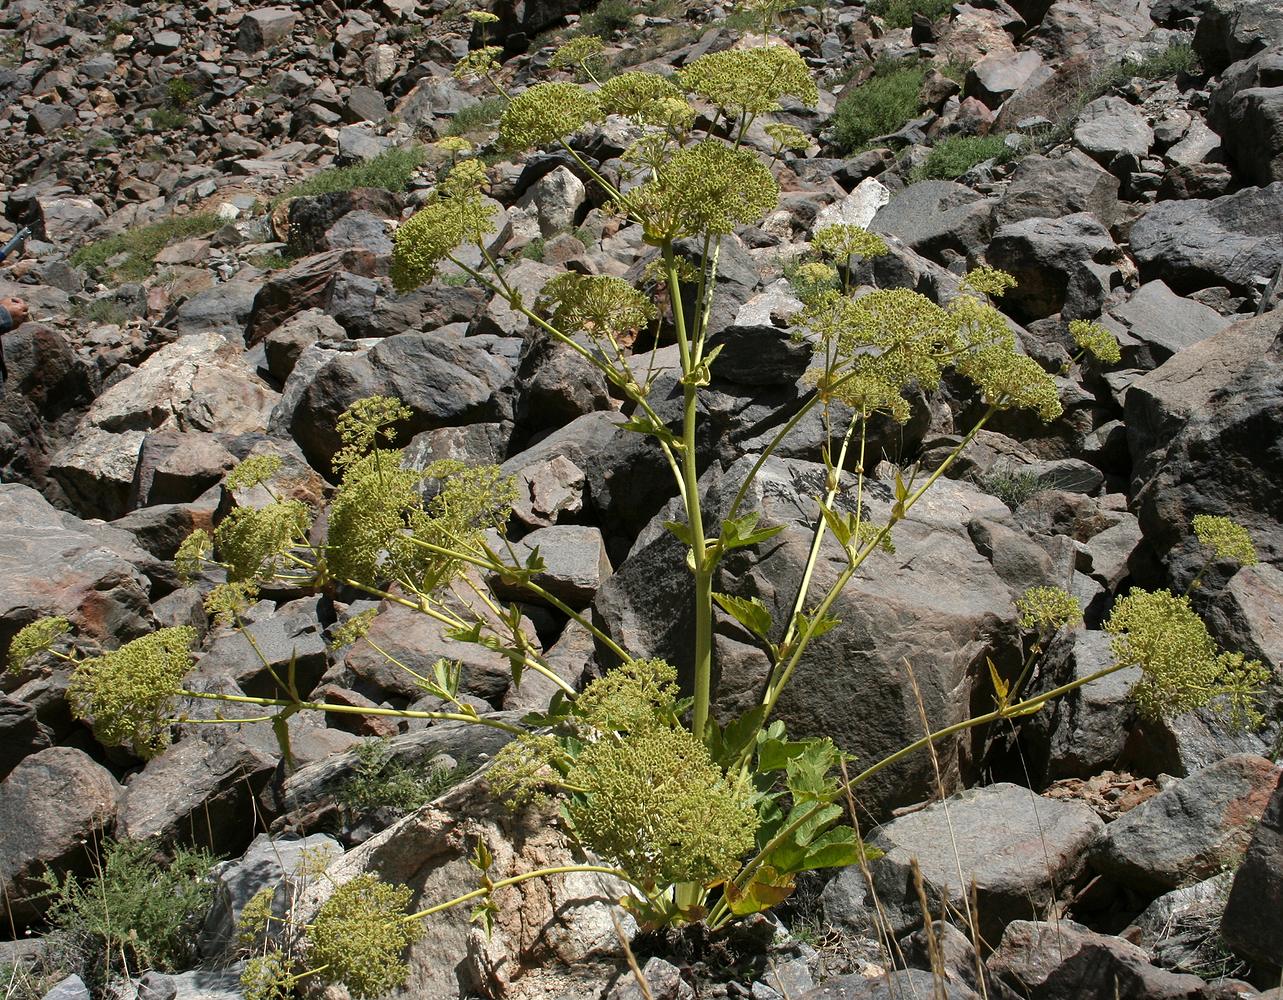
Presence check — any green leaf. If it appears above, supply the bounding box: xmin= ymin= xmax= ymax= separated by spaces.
xmin=757 ymin=735 xmax=810 ymax=772
xmin=818 ymin=501 xmax=852 ymax=547
xmin=988 ymin=656 xmax=1009 ymax=708
xmin=663 ymin=520 xmax=693 ymax=546
xmin=719 ymin=513 xmax=785 ymax=552
xmin=724 ymin=865 xmax=795 ymax=916
xmin=713 ymin=593 xmax=773 ymax=642
xmin=796 ymin=610 xmax=841 ymax=640
xmin=784 ymin=738 xmax=843 ymax=802
xmin=720 ymin=705 xmax=768 ymax=763
xmin=621 ymin=415 xmax=679 ymax=447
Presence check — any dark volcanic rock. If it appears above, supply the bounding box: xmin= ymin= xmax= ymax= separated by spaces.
xmin=1220 ymin=769 xmax=1283 ymax=969
xmin=1128 ymin=182 xmax=1283 ymax=295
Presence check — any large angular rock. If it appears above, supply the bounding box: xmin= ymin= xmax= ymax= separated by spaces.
xmin=0 ymin=695 xmax=51 ymax=780
xmin=1100 ymin=280 xmax=1232 ymax=370
xmin=1220 ymin=770 xmax=1283 ymax=968
xmin=0 ymin=484 xmax=154 ymax=655
xmin=49 ymin=426 xmax=147 ymax=520
xmin=516 ymin=165 xmax=586 ymax=237
xmin=285 ymin=188 xmax=402 ymax=257
xmin=989 ymin=919 xmax=1217 ymax=999
xmin=1207 ymin=47 xmax=1283 ymax=186
xmin=870 ymin=180 xmax=996 ymax=264
xmin=1193 ymin=0 xmax=1283 ymax=74
xmin=1023 ymin=629 xmax=1140 ymax=783
xmin=994 ymin=150 xmax=1121 ymax=229
xmin=0 ymin=748 xmax=120 ymax=926
xmin=245 ymin=250 xmax=382 ymax=344
xmin=595 ymin=457 xmax=1034 ymax=817
xmin=289 ymin=772 xmax=634 ymax=1000
xmin=237 ymin=7 xmax=297 ymax=51
xmin=289 ymin=329 xmax=517 ymax=471
xmin=78 ymin=332 xmax=279 ymax=436
xmin=1073 ymin=95 xmax=1153 ymax=172
xmin=489 ymin=525 xmax=612 ymax=609
xmin=174 ymin=280 xmax=260 ymax=339
xmin=858 ymin=783 xmax=1103 ymax=942
xmin=36 ymin=195 xmax=105 ymax=243
xmin=116 ymin=734 xmax=278 ymax=855
xmin=1128 ymin=182 xmax=1283 ymax=295
xmin=967 ymin=49 xmax=1045 ymax=108
xmin=1125 ymin=311 xmax=1283 ymax=581
xmin=986 ymin=212 xmax=1119 ymax=320
xmin=200 ymin=833 xmax=343 ymax=958
xmin=1090 ymin=754 xmax=1282 ymax=891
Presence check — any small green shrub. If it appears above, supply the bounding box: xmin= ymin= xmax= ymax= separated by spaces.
xmin=248 ymin=250 xmax=295 ymax=271
xmin=581 ymin=0 xmax=634 ymax=39
xmin=70 ymin=212 xmax=220 ymax=283
xmin=41 ymin=839 xmax=216 ymax=990
xmin=445 ymin=97 xmax=507 ymax=137
xmin=338 ymin=739 xmax=463 ymax=819
xmin=977 ymin=467 xmax=1044 ymax=509
xmin=165 ymin=77 xmax=195 ymax=109
xmin=833 ymin=60 xmax=926 ymax=153
xmin=276 ymin=145 xmax=426 ymax=204
xmin=912 ymin=134 xmax=1013 ymax=180
xmin=146 ymin=107 xmax=189 ymax=130
xmin=518 ymin=237 xmax=547 ymax=262
xmin=1125 ymin=41 xmax=1198 ymax=81
xmin=868 ymin=0 xmax=955 ymax=29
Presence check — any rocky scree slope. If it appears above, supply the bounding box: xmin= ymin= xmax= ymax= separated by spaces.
xmin=2 ymin=0 xmax=1283 ymax=998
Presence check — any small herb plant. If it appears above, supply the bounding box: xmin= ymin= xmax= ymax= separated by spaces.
xmin=8 ymin=17 xmax=1270 ymax=1000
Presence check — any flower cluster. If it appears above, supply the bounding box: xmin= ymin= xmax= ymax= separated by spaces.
xmin=634 ymin=139 xmax=779 ymax=242
xmin=1192 ymin=514 xmax=1258 ymax=567
xmin=1068 ymin=319 xmax=1122 ymax=365
xmin=306 ymin=876 xmax=421 ymax=1000
xmin=390 ymin=160 xmax=496 ymax=292
xmin=765 ymin=122 xmax=811 ymax=154
xmin=551 ymin=35 xmax=605 ymax=73
xmin=1106 ymin=587 xmax=1268 ymax=728
xmin=540 ymin=272 xmax=658 ymax=348
xmin=811 ymin=223 xmax=888 ymax=264
xmin=7 ymin=616 xmax=71 ymax=672
xmin=1015 ymin=586 xmax=1082 ymax=631
xmin=498 ymin=82 xmax=601 ymax=151
xmin=598 ymin=71 xmax=689 ymax=126
xmin=215 ymin=500 xmax=311 ymax=583
xmin=67 ymin=626 xmax=197 ymax=757
xmin=677 ymin=44 xmax=818 ymax=118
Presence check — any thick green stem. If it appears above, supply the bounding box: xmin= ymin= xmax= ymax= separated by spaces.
xmin=665 ymin=241 xmax=713 ymax=741
xmin=402 ymin=865 xmax=637 ymax=923
xmin=181 ymin=690 xmax=524 ymax=735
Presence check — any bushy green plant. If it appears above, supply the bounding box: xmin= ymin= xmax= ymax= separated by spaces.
xmin=832 ymin=60 xmax=926 ymax=153
xmin=581 ymin=0 xmax=635 ymax=39
xmin=275 ymin=145 xmax=426 ymax=204
xmin=69 ymin=212 xmax=219 ymax=282
xmin=977 ymin=467 xmax=1044 ymax=509
xmin=338 ymin=739 xmax=464 ymax=818
xmin=40 ymin=839 xmax=215 ymax=991
xmin=146 ymin=107 xmax=189 ymax=130
xmin=18 ymin=21 xmax=1270 ymax=998
xmin=165 ymin=77 xmax=195 ymax=109
xmin=445 ymin=96 xmax=507 ymax=137
xmin=868 ymin=0 xmax=954 ymax=29
xmin=912 ymin=133 xmax=1013 ymax=180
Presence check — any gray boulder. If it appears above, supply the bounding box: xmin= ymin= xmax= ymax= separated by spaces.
xmin=116 ymin=733 xmax=278 ymax=855
xmin=1090 ymin=754 xmax=1282 ymax=891
xmin=1074 ymin=95 xmax=1153 ymax=173
xmin=1208 ymin=47 xmax=1283 ymax=186
xmin=0 ymin=696 xmax=51 ymax=780
xmin=200 ymin=832 xmax=342 ymax=957
xmin=1023 ymin=629 xmax=1140 ymax=783
xmin=1193 ymin=0 xmax=1283 ymax=74
xmin=0 ymin=748 xmax=120 ymax=926
xmin=862 ymin=783 xmax=1102 ymax=942
xmin=0 ymin=484 xmax=154 ymax=655
xmin=289 ymin=329 xmax=517 ymax=470
xmin=1100 ymin=279 xmax=1232 ymax=370
xmin=1220 ymin=769 xmax=1283 ymax=969
xmin=993 ymin=150 xmax=1121 ymax=229
xmin=1128 ymin=182 xmax=1283 ymax=295
xmin=967 ymin=49 xmax=1046 ymax=108
xmin=174 ymin=280 xmax=259 ymax=339
xmin=987 ymin=212 xmax=1120 ymax=320
xmin=798 ymin=970 xmax=976 ymax=999
xmin=870 ymin=180 xmax=996 ymax=265
xmin=1125 ymin=311 xmax=1283 ymax=582
xmin=988 ymin=919 xmax=1217 ymax=999
xmin=237 ymin=7 xmax=297 ymax=51
xmin=489 ymin=525 xmax=612 ymax=610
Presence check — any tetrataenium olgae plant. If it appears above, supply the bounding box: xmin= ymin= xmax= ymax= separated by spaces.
xmin=6 ymin=21 xmax=1271 ymax=999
